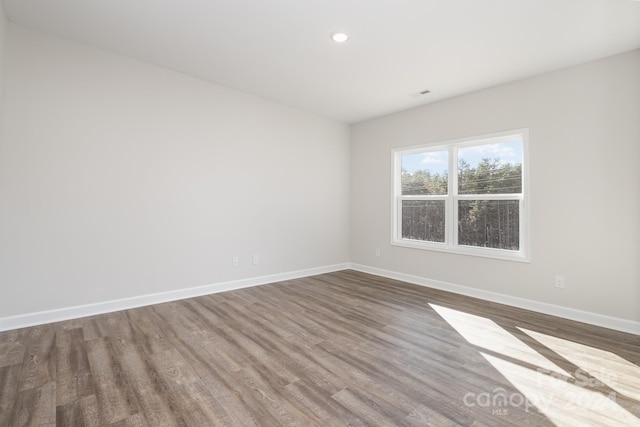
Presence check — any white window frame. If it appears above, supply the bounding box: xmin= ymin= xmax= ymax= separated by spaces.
xmin=391 ymin=129 xmax=530 ymax=262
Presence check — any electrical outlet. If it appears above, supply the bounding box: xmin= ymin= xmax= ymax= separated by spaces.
xmin=252 ymin=254 xmax=259 ymax=265
xmin=555 ymin=275 xmax=565 ymax=289
xmin=232 ymin=257 xmax=240 ymax=267
xmin=375 ymin=248 xmax=381 ymax=258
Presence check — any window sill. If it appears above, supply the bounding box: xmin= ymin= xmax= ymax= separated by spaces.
xmin=391 ymin=239 xmax=530 ymax=263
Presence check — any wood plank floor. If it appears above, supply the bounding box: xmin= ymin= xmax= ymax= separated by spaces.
xmin=1 ymin=270 xmax=639 ymax=426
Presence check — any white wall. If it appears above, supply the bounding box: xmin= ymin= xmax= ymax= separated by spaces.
xmin=0 ymin=24 xmax=350 ymax=318
xmin=0 ymin=2 xmax=6 ymax=124
xmin=351 ymin=49 xmax=640 ymax=323
xmin=1 ymin=20 xmax=638 ymax=330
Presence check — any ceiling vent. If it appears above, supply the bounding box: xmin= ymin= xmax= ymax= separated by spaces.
xmin=409 ymin=89 xmax=431 ymax=98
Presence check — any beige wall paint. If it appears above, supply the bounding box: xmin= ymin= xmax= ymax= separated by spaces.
xmin=351 ymin=49 xmax=640 ymax=322
xmin=0 ymin=24 xmax=350 ymax=317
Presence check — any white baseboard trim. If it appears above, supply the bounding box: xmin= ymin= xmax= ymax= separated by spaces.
xmin=0 ymin=263 xmax=350 ymax=332
xmin=3 ymin=262 xmax=638 ymax=336
xmin=349 ymin=263 xmax=640 ymax=335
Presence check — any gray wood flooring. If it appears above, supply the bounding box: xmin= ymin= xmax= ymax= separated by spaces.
xmin=1 ymin=270 xmax=639 ymax=426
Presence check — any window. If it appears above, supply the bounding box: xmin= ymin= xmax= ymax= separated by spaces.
xmin=392 ymin=129 xmax=529 ymax=261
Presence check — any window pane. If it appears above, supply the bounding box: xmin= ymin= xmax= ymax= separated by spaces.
xmin=458 ymin=200 xmax=519 ymax=250
xmin=402 ymin=200 xmax=445 ymax=242
xmin=401 ymin=150 xmax=448 ymax=195
xmin=458 ymin=140 xmax=522 ymax=194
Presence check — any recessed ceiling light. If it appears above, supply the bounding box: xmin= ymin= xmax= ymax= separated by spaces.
xmin=331 ymin=32 xmax=350 ymax=43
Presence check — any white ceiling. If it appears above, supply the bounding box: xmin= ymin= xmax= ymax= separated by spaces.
xmin=3 ymin=0 xmax=640 ymax=123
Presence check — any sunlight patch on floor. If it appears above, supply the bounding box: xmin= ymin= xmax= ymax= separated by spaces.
xmin=431 ymin=304 xmax=640 ymax=427
xmin=430 ymin=304 xmax=566 ymax=376
xmin=520 ymin=327 xmax=640 ymax=402
xmin=481 ymin=351 xmax=639 ymax=426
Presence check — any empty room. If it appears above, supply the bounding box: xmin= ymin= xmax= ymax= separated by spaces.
xmin=0 ymin=0 xmax=639 ymax=426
